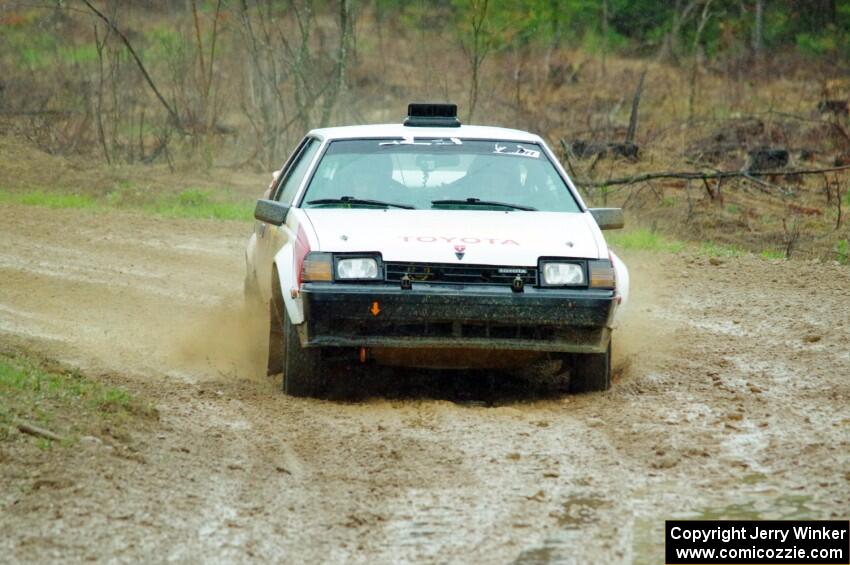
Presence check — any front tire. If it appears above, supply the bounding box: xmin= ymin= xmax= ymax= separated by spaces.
xmin=569 ymin=340 xmax=612 ymax=393
xmin=281 ymin=310 xmax=326 ymax=397
xmin=268 ymin=277 xmax=326 ymax=397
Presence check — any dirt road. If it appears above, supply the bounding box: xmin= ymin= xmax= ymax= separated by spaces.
xmin=1 ymin=204 xmax=848 ymax=564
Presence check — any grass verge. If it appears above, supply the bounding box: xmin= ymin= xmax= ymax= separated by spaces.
xmin=606 ymin=228 xmax=686 ymax=253
xmin=699 ymin=241 xmax=746 ymax=258
xmin=759 ymin=249 xmax=786 ymax=260
xmin=0 ymin=353 xmax=156 ymax=446
xmin=0 ymin=190 xmax=98 ymax=210
xmin=607 ymin=227 xmax=792 ymax=261
xmin=142 ymin=189 xmax=254 ymax=221
xmin=0 ymin=187 xmax=253 ymax=222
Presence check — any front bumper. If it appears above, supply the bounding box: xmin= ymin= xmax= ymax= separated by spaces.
xmin=299 ymin=283 xmax=615 ymax=353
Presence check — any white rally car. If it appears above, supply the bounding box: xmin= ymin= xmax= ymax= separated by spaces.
xmin=244 ymin=104 xmax=629 ymax=396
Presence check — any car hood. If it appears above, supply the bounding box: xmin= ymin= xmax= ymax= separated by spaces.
xmin=302 ymin=209 xmax=602 ymax=265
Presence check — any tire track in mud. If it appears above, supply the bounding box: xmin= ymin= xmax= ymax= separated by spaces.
xmin=1 ymin=203 xmax=849 ymax=564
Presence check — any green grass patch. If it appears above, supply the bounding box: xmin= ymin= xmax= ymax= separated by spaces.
xmin=145 ymin=26 xmax=189 ymax=66
xmin=606 ymin=228 xmax=685 ymax=253
xmin=0 ymin=190 xmax=99 ymax=210
xmin=0 ymin=187 xmax=252 ymax=222
xmin=7 ymin=29 xmax=57 ymax=69
xmin=759 ymin=249 xmax=786 ymax=260
xmin=5 ymin=27 xmax=99 ymax=68
xmin=58 ymin=44 xmax=98 ymax=65
xmin=145 ymin=189 xmax=254 ymax=221
xmin=606 ymin=229 xmax=780 ymax=260
xmin=699 ymin=241 xmax=745 ymax=258
xmin=0 ymin=353 xmax=155 ymax=445
xmin=836 ymin=239 xmax=850 ymax=265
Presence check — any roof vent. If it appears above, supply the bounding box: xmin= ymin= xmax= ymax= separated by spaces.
xmin=404 ymin=103 xmax=460 ymax=128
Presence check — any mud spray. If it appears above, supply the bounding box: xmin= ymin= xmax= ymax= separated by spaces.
xmin=611 ymin=251 xmax=674 ymax=384
xmin=168 ymin=300 xmax=269 ymax=382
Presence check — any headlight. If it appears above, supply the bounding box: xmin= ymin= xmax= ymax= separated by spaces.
xmin=336 ymin=257 xmax=380 ymax=280
xmin=542 ymin=262 xmax=585 ymax=286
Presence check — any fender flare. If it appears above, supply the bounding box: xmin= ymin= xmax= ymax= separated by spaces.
xmin=272 ymin=244 xmax=305 ymax=325
xmin=610 ymin=250 xmax=630 ymax=321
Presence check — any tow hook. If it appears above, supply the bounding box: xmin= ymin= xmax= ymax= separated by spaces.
xmin=511 ymin=274 xmax=525 ymax=293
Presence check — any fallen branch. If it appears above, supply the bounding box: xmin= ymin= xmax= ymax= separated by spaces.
xmin=741 ymin=173 xmax=792 ymax=195
xmin=578 ymin=163 xmax=850 ymax=188
xmin=15 ymin=419 xmax=65 ymax=442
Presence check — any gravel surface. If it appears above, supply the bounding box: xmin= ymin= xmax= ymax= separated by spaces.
xmin=1 ymin=204 xmax=848 ymax=564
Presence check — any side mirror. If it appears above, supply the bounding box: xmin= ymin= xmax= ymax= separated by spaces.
xmin=254 ymin=199 xmax=289 ymax=226
xmin=589 ymin=208 xmax=624 ymax=230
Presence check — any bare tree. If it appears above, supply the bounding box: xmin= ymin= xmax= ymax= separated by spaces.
xmin=688 ymin=0 xmax=713 ymax=123
xmin=93 ymin=23 xmax=110 ymax=164
xmin=752 ymin=0 xmax=764 ymax=54
xmin=235 ymin=0 xmax=355 ymax=169
xmin=81 ymin=0 xmax=181 ymax=130
xmin=542 ymin=0 xmax=562 ymax=75
xmin=658 ymin=0 xmax=701 ymax=63
xmin=782 ymin=215 xmax=801 ymax=258
xmin=460 ymin=0 xmax=493 ymax=123
xmin=189 ymin=0 xmax=223 ymax=131
xmin=625 ymin=70 xmax=647 ymax=145
xmin=320 ymin=0 xmax=353 ymax=126
xmin=601 ymin=0 xmax=609 ymax=77
xmin=236 ymin=0 xmax=293 ymax=168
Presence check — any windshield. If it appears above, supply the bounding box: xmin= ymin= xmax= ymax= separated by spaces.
xmin=300 ymin=138 xmax=581 ymax=212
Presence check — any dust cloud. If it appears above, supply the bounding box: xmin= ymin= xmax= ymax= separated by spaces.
xmin=167 ymin=300 xmax=268 ymax=382
xmin=610 ymin=251 xmax=678 ymax=383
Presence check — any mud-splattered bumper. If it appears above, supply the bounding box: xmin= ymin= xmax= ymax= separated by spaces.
xmin=299 ymin=283 xmax=616 ymax=353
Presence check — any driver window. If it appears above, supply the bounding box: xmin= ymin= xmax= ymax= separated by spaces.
xmin=275 ymin=138 xmax=320 ymax=205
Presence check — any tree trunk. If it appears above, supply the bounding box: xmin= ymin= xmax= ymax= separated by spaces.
xmin=601 ymin=0 xmax=608 ymax=77
xmin=752 ymin=0 xmax=763 ymax=54
xmin=466 ymin=0 xmax=490 ymax=123
xmin=320 ymin=0 xmax=352 ymax=126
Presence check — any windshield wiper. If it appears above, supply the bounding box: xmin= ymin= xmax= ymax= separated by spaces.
xmin=307 ymin=196 xmax=415 ymax=210
xmin=431 ymin=198 xmax=536 ymax=211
